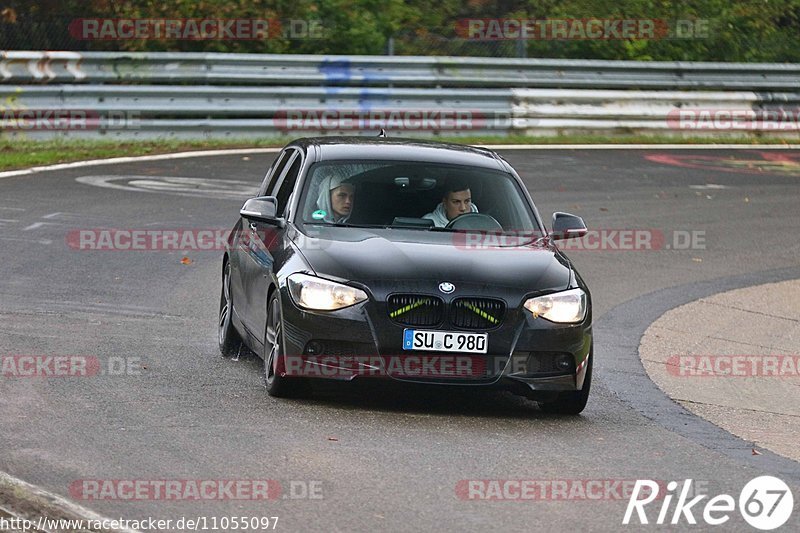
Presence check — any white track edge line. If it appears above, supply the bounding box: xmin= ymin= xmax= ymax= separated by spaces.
xmin=0 ymin=148 xmax=281 ymax=179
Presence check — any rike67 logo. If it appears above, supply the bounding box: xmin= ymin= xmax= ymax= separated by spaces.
xmin=624 ymin=476 xmax=794 ymax=530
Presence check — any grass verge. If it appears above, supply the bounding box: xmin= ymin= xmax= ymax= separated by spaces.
xmin=0 ymin=134 xmax=797 ymax=172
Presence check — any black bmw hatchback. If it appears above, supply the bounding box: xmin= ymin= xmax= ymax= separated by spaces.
xmin=219 ymin=137 xmax=593 ymax=414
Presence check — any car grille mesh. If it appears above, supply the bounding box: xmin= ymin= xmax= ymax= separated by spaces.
xmin=387 ymin=295 xmax=444 ymax=326
xmin=387 ymin=295 xmax=505 ymax=329
xmin=451 ymin=298 xmax=506 ymax=329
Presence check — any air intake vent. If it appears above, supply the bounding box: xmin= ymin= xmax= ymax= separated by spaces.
xmin=451 ymin=298 xmax=505 ymax=329
xmin=387 ymin=294 xmax=444 ymax=326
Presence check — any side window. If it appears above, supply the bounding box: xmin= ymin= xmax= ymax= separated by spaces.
xmin=258 ymin=150 xmax=291 ymax=196
xmin=275 ymin=153 xmax=303 ymax=216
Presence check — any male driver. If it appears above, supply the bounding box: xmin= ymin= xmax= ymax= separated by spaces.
xmin=422 ymin=179 xmax=478 ymax=227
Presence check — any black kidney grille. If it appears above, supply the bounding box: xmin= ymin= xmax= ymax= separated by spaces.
xmin=387 ymin=295 xmax=444 ymax=326
xmin=451 ymin=298 xmax=505 ymax=329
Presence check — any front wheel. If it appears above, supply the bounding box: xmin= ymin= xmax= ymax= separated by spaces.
xmin=264 ymin=293 xmax=310 ymax=398
xmin=219 ymin=261 xmax=243 ymax=357
xmin=538 ymin=352 xmax=592 ymax=415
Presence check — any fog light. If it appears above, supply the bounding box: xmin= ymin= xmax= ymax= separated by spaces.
xmin=555 ymin=354 xmax=574 ymax=372
xmin=304 ymin=341 xmax=324 ymax=355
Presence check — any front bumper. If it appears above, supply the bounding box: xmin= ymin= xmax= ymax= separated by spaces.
xmin=277 ymin=282 xmax=592 ymax=398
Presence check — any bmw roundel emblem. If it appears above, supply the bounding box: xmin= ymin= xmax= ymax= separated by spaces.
xmin=438 ymin=282 xmax=455 ymax=294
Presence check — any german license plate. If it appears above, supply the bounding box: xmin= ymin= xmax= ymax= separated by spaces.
xmin=403 ymin=329 xmax=488 ymax=354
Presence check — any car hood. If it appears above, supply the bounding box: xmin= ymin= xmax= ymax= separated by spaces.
xmin=292 ymin=226 xmax=572 ymax=292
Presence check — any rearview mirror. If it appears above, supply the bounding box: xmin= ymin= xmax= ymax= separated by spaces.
xmin=550 ymin=212 xmax=587 ymax=241
xmin=240 ymin=196 xmax=284 ymax=227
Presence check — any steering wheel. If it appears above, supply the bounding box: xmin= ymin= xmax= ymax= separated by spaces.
xmin=444 ymin=213 xmax=503 ymax=231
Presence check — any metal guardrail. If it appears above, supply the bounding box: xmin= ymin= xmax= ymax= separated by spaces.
xmin=3 ymin=51 xmax=800 ymax=89
xmin=0 ymin=86 xmax=515 ymax=115
xmin=1 ymin=51 xmax=799 ymax=139
xmin=511 ymin=89 xmax=800 ymax=118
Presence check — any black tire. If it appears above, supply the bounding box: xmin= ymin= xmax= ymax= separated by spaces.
xmin=538 ymin=352 xmax=592 ymax=415
xmin=264 ymin=293 xmax=310 ymax=398
xmin=219 ymin=261 xmax=243 ymax=357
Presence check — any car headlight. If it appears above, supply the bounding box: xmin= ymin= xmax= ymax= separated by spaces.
xmin=523 ymin=288 xmax=587 ymax=323
xmin=287 ymin=273 xmax=368 ymax=311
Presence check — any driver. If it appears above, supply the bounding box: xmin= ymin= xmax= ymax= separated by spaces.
xmin=422 ymin=179 xmax=478 ymax=227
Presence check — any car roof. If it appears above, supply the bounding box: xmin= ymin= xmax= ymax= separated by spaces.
xmin=289 ymin=136 xmax=508 ymax=171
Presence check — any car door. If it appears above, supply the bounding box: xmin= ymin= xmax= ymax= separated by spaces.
xmin=240 ymin=149 xmax=303 ymax=341
xmin=230 ymin=149 xmax=292 ymax=335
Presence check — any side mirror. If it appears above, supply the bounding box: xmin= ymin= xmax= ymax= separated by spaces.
xmin=550 ymin=212 xmax=587 ymax=241
xmin=240 ymin=196 xmax=284 ymax=227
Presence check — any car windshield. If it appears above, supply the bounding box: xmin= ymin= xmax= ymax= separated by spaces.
xmin=298 ymin=160 xmax=540 ymax=233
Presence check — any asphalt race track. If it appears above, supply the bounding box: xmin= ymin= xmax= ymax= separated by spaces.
xmin=1 ymin=147 xmax=799 ymax=531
